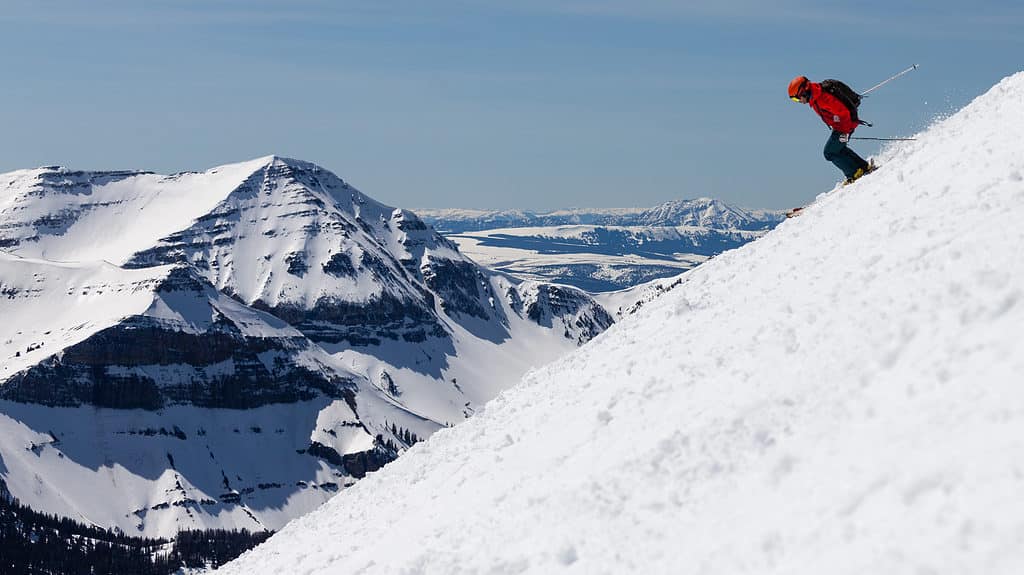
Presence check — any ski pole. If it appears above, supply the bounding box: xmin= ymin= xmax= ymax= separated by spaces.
xmin=851 ymin=137 xmax=916 ymax=141
xmin=860 ymin=64 xmax=918 ymax=96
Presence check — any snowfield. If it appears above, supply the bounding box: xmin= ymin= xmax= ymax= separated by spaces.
xmin=0 ymin=157 xmax=270 ymax=265
xmin=218 ymin=71 xmax=1024 ymax=574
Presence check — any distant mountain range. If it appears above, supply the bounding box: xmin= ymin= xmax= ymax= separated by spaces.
xmin=415 ymin=200 xmax=785 ymax=291
xmin=415 ymin=199 xmax=784 ymax=232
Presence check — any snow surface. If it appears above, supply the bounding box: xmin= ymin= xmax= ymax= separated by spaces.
xmin=0 ymin=157 xmax=271 ymax=265
xmin=0 ymin=253 xmax=174 ymax=377
xmin=219 ymin=72 xmax=1024 ymax=574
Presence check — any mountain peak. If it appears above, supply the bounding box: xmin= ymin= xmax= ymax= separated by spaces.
xmin=260 ymin=154 xmax=316 ymax=170
xmin=639 ymin=196 xmax=777 ymax=230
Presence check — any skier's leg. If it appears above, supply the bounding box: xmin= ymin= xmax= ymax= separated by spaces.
xmin=823 ymin=131 xmax=859 ymax=179
xmin=840 ymin=145 xmax=870 ymax=172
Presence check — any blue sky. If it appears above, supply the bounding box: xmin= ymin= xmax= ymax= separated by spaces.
xmin=0 ymin=1 xmax=1021 ymax=209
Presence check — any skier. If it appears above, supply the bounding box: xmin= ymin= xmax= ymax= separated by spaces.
xmin=788 ymin=75 xmax=874 ymax=185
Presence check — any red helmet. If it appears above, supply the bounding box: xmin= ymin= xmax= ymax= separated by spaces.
xmin=788 ymin=76 xmax=810 ymax=99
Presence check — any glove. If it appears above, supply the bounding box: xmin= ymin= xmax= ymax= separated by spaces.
xmin=838 ymin=133 xmax=850 ymax=144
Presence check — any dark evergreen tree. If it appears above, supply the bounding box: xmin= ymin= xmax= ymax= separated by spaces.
xmin=1 ymin=479 xmax=272 ymax=575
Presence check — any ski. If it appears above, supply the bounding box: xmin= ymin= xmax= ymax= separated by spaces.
xmin=786 ymin=160 xmax=878 ymax=218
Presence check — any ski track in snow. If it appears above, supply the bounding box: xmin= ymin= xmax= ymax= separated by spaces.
xmin=217 ymin=72 xmax=1024 ymax=574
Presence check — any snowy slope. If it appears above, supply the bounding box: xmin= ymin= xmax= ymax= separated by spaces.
xmin=0 ymin=252 xmax=173 ymax=378
xmin=592 ymin=271 xmax=688 ymax=320
xmin=0 ymin=398 xmax=360 ymax=537
xmin=0 ymin=157 xmax=271 ymax=264
xmin=219 ymin=72 xmax=1024 ymax=574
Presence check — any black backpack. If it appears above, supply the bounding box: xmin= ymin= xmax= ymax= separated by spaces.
xmin=821 ymin=79 xmax=862 ymax=123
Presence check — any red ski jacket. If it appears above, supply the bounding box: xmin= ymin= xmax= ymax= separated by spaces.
xmin=806 ymin=82 xmax=859 ymax=134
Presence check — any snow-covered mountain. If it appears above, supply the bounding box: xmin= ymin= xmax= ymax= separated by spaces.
xmin=636 ymin=197 xmax=782 ymax=230
xmin=416 ymin=200 xmax=783 ymax=291
xmin=0 ymin=156 xmax=613 ymax=538
xmin=218 ymin=72 xmax=1024 ymax=574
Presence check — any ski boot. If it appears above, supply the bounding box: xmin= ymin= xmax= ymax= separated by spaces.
xmin=843 ymin=159 xmax=877 ymax=186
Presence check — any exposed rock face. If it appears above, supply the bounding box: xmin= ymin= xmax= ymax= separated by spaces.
xmin=0 ymin=267 xmax=354 ymax=409
xmin=256 ymin=293 xmax=445 ymax=347
xmin=320 ymin=252 xmax=355 ymax=277
xmin=423 ymin=259 xmax=495 ymax=321
xmin=2 ymin=316 xmax=345 ymax=410
xmin=520 ymin=282 xmax=615 ymax=344
xmin=306 ymin=441 xmax=394 ymax=479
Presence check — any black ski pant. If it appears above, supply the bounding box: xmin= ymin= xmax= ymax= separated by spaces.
xmin=823 ymin=130 xmax=869 ymax=179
